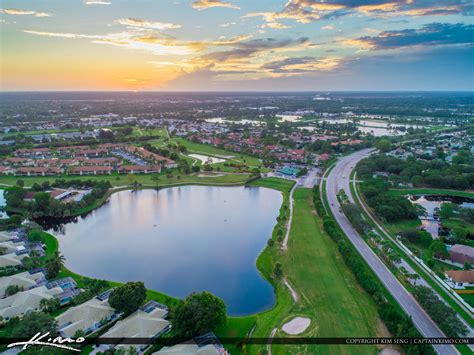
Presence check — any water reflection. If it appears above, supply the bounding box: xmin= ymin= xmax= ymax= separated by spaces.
xmin=49 ymin=186 xmax=281 ymax=316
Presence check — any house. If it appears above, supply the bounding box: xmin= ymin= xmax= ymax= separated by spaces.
xmin=278 ymin=166 xmax=299 ymax=177
xmin=444 ymin=270 xmax=474 ymax=289
xmin=0 ymin=166 xmax=16 ymax=175
xmin=0 ymin=270 xmax=46 ymax=298
xmin=156 ymin=333 xmax=228 ymax=355
xmin=118 ymin=165 xmax=161 ymax=174
xmin=46 ymin=277 xmax=80 ymax=305
xmin=97 ymin=301 xmax=170 ymax=353
xmin=448 ymin=244 xmax=474 ymax=265
xmin=70 ymin=166 xmax=113 ymax=176
xmin=0 ymin=240 xmax=27 ymax=254
xmin=0 ymin=252 xmax=28 ymax=267
xmin=56 ymin=290 xmax=119 ymax=337
xmin=0 ymin=285 xmax=64 ymax=320
xmin=15 ymin=167 xmax=62 ymax=176
xmin=14 ymin=148 xmax=51 ymax=158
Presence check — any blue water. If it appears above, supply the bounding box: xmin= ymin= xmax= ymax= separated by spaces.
xmin=52 ymin=186 xmax=281 ymax=315
xmin=0 ymin=190 xmax=7 ymax=219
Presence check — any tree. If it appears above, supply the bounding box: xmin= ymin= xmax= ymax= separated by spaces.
xmin=28 ymin=229 xmax=43 ymax=242
xmin=172 ymin=291 xmax=226 ymax=338
xmin=151 ymin=174 xmax=160 ymax=188
xmin=178 ymin=159 xmax=191 ymax=174
xmin=464 ymin=262 xmax=471 ymax=270
xmin=127 ymin=174 xmax=136 ymax=187
xmin=273 ymin=262 xmax=283 ymax=278
xmin=429 ymin=240 xmax=448 ymax=259
xmin=251 ymin=168 xmax=261 ymax=177
xmin=40 ymin=298 xmax=61 ymax=314
xmin=11 ymin=312 xmax=58 ymax=338
xmin=413 ymin=286 xmax=467 ymax=337
xmin=16 ymin=179 xmax=25 ymax=187
xmin=267 ymin=238 xmax=274 ymax=247
xmin=375 ymin=139 xmax=392 ymax=153
xmin=109 ymin=281 xmax=146 ymax=315
xmin=45 ymin=252 xmax=65 ymax=279
xmin=5 ymin=284 xmax=23 ymax=296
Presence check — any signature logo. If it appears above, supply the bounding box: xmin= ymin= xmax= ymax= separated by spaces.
xmin=7 ymin=332 xmax=85 ymax=352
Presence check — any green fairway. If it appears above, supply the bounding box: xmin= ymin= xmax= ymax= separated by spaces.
xmin=251 ymin=177 xmax=294 ymax=192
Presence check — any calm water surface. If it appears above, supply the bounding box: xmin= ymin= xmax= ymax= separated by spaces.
xmin=52 ymin=186 xmax=281 ymax=315
xmin=0 ymin=190 xmax=7 ymax=219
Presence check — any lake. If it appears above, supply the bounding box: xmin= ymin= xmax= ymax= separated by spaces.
xmin=51 ymin=186 xmax=282 ymax=315
xmin=0 ymin=190 xmax=7 ymax=219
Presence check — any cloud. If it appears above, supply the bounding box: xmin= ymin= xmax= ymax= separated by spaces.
xmin=219 ymin=22 xmax=236 ymax=27
xmin=23 ymin=30 xmax=197 ymax=55
xmin=22 ymin=27 xmax=253 ymax=58
xmin=322 ymin=25 xmax=335 ymax=30
xmin=0 ymin=8 xmax=51 ymax=17
xmin=115 ymin=18 xmax=181 ymax=30
xmin=192 ymin=0 xmax=240 ymax=10
xmin=199 ymin=37 xmax=310 ymax=62
xmin=261 ymin=56 xmax=343 ymax=74
xmin=244 ymin=0 xmax=473 ymax=28
xmin=345 ymin=22 xmax=474 ymax=50
xmin=84 ymin=0 xmax=112 ymax=4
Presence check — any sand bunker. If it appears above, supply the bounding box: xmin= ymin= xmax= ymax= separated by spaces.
xmin=282 ymin=317 xmax=310 ymax=335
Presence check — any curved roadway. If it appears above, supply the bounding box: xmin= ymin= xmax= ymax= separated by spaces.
xmin=325 ymin=149 xmax=457 ymax=355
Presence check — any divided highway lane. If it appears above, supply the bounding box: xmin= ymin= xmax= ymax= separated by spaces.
xmin=325 ymin=149 xmax=458 ymax=355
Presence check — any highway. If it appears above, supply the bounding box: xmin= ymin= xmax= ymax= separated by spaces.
xmin=325 ymin=149 xmax=458 ymax=355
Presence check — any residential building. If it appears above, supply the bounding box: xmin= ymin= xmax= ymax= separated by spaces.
xmin=444 ymin=270 xmax=474 ymax=289
xmin=0 ymin=285 xmax=64 ymax=320
xmin=156 ymin=333 xmax=228 ymax=355
xmin=97 ymin=301 xmax=170 ymax=353
xmin=448 ymin=244 xmax=474 ymax=265
xmin=0 ymin=270 xmax=46 ymax=298
xmin=56 ymin=290 xmax=119 ymax=337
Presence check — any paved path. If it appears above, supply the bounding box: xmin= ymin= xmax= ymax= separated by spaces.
xmin=281 ymin=183 xmax=296 ymax=251
xmin=283 ymin=277 xmax=299 ymax=303
xmin=267 ymin=328 xmax=278 ymax=355
xmin=325 ymin=149 xmax=457 ymax=355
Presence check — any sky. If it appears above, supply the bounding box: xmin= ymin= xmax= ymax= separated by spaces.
xmin=0 ymin=0 xmax=473 ymax=91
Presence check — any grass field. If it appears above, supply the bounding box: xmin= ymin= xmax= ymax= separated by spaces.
xmin=218 ymin=184 xmax=381 ymax=354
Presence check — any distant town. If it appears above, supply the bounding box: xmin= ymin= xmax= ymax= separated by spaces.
xmin=0 ymin=91 xmax=472 ymax=355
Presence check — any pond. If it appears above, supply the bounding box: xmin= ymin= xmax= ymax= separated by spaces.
xmin=0 ymin=190 xmax=7 ymax=219
xmin=408 ymin=195 xmax=474 ymax=239
xmin=50 ymin=186 xmax=282 ymax=316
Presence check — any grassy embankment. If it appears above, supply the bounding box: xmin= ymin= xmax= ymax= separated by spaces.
xmin=0 ymin=171 xmax=252 ymax=188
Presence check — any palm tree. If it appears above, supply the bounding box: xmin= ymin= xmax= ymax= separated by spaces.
xmin=151 ymin=174 xmax=160 ymax=189
xmin=45 ymin=252 xmax=65 ymax=279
